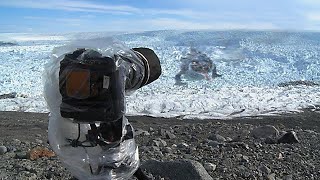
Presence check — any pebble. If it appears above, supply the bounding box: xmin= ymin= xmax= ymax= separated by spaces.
xmin=204 ymin=162 xmax=217 ymax=172
xmin=236 ymin=154 xmax=243 ymax=158
xmin=241 ymin=155 xmax=249 ymax=163
xmin=208 ymin=134 xmax=226 ymax=142
xmin=267 ymin=173 xmax=276 ymax=180
xmin=190 ymin=136 xmax=199 ymax=142
xmin=278 ymin=152 xmax=284 ymax=160
xmin=165 ymin=131 xmax=176 ymax=139
xmin=242 ymin=171 xmax=251 ymax=178
xmin=35 ymin=139 xmax=43 ymax=144
xmin=229 ymin=142 xmax=250 ymax=150
xmin=283 ymin=174 xmax=293 ymax=180
xmin=149 ymin=138 xmax=167 ymax=147
xmin=163 ymin=147 xmax=173 ymax=154
xmin=258 ymin=164 xmax=271 ymax=175
xmin=158 ymin=128 xmax=167 ymax=136
xmin=17 ymin=171 xmax=37 ymax=180
xmin=208 ymin=140 xmax=220 ymax=148
xmin=158 ymin=128 xmax=176 ymax=139
xmin=135 ymin=128 xmax=150 ymax=136
xmin=177 ymin=142 xmax=189 ymax=149
xmin=25 ymin=165 xmax=34 ymax=172
xmin=15 ymin=151 xmax=28 ymax=159
xmin=150 ymin=146 xmax=160 ymax=152
xmin=6 ymin=146 xmax=17 ymax=152
xmin=183 ymin=154 xmax=193 ymax=159
xmin=304 ymin=130 xmax=318 ymax=134
xmin=3 ymin=152 xmax=16 ymax=159
xmin=156 ymin=138 xmax=167 ymax=147
xmin=12 ymin=139 xmax=21 ymax=145
xmin=0 ymin=145 xmax=7 ymax=155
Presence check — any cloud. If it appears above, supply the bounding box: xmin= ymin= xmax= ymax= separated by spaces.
xmin=0 ymin=0 xmax=312 ymax=32
xmin=0 ymin=0 xmax=215 ymax=19
xmin=23 ymin=16 xmax=88 ymax=28
xmin=98 ymin=18 xmax=279 ymax=32
xmin=300 ymin=0 xmax=320 ymax=5
xmin=0 ymin=0 xmax=276 ymax=21
xmin=24 ymin=16 xmax=83 ymax=23
xmin=306 ymin=12 xmax=320 ymax=21
xmin=148 ymin=18 xmax=213 ymax=30
xmin=80 ymin=14 xmax=96 ymax=19
xmin=0 ymin=0 xmax=139 ymax=14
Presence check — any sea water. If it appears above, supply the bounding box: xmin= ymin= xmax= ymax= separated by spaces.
xmin=0 ymin=30 xmax=320 ymax=119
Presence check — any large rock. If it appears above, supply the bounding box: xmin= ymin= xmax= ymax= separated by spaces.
xmin=277 ymin=131 xmax=299 ymax=144
xmin=141 ymin=159 xmax=213 ymax=180
xmin=0 ymin=145 xmax=7 ymax=155
xmin=251 ymin=125 xmax=279 ymax=139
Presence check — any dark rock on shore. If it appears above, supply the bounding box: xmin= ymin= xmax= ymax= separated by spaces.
xmin=141 ymin=159 xmax=213 ymax=180
xmin=277 ymin=131 xmax=299 ymax=144
xmin=0 ymin=146 xmax=7 ymax=155
xmin=0 ymin=41 xmax=18 ymax=46
xmin=0 ymin=92 xmax=17 ymax=100
xmin=278 ymin=80 xmax=319 ymax=87
xmin=251 ymin=125 xmax=279 ymax=139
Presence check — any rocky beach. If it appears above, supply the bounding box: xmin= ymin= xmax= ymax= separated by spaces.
xmin=0 ymin=110 xmax=319 ymax=180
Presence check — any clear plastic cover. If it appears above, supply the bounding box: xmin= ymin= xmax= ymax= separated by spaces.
xmin=47 ymin=115 xmax=139 ymax=180
xmin=43 ymin=37 xmax=144 ymax=180
xmin=49 ymin=37 xmax=146 ymax=93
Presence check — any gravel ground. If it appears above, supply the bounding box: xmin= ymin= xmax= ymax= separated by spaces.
xmin=0 ymin=111 xmax=320 ymax=180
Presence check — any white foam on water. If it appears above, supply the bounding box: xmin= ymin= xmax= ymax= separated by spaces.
xmin=0 ymin=96 xmax=48 ymax=113
xmin=127 ymin=83 xmax=320 ymax=119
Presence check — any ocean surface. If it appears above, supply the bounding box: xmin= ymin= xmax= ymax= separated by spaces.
xmin=1 ymin=30 xmax=320 ymax=119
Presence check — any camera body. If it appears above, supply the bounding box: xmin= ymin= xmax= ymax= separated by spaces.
xmin=59 ymin=49 xmax=125 ymax=123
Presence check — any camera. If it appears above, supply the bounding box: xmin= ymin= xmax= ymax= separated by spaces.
xmin=59 ymin=48 xmax=125 ymax=123
xmin=44 ymin=38 xmax=161 ymax=180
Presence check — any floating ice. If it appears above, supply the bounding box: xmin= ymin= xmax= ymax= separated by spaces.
xmin=0 ymin=30 xmax=320 ymax=119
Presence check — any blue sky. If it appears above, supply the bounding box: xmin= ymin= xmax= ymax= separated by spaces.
xmin=1 ymin=0 xmax=320 ymax=33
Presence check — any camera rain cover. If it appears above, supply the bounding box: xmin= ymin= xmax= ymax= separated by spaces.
xmin=43 ymin=37 xmax=143 ymax=180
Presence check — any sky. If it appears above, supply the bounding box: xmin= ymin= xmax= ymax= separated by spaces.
xmin=1 ymin=0 xmax=320 ymax=33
